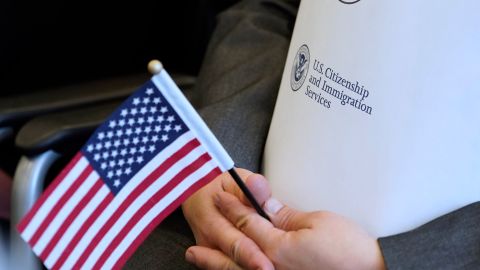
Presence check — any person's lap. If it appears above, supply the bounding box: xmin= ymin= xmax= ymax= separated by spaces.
xmin=125 ymin=209 xmax=197 ymax=270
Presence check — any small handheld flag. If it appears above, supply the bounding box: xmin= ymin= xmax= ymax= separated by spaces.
xmin=17 ymin=60 xmax=268 ymax=269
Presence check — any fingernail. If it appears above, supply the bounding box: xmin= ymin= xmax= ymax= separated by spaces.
xmin=185 ymin=250 xmax=195 ymax=264
xmin=264 ymin=198 xmax=283 ymax=215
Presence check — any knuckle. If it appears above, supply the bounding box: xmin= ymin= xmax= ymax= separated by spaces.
xmin=234 ymin=212 xmax=256 ymax=232
xmin=277 ymin=209 xmax=297 ymax=229
xmin=229 ymin=238 xmax=243 ymax=262
xmin=228 ymin=236 xmax=256 ymax=264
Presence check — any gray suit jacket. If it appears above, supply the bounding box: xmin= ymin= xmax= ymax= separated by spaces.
xmin=127 ymin=0 xmax=480 ymax=269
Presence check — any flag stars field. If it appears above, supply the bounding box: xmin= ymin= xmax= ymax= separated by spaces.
xmin=75 ymin=86 xmax=188 ymax=193
xmin=113 ymin=180 xmax=121 ymax=188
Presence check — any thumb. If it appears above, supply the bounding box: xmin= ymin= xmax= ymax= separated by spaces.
xmin=222 ymin=170 xmax=271 ymax=207
xmin=263 ymin=198 xmax=312 ymax=231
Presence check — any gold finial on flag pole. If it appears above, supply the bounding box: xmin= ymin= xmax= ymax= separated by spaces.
xmin=148 ymin=60 xmax=163 ymax=75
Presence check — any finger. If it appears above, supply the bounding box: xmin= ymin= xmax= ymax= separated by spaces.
xmin=215 ymin=191 xmax=284 ymax=251
xmin=221 ymin=168 xmax=252 ymax=205
xmin=205 ymin=207 xmax=274 ymax=269
xmin=244 ymin=174 xmax=271 ymax=206
xmin=186 ymin=246 xmax=243 ymax=270
xmin=222 ymin=170 xmax=271 ymax=207
xmin=263 ymin=197 xmax=313 ymax=231
xmin=183 ymin=172 xmax=273 ymax=269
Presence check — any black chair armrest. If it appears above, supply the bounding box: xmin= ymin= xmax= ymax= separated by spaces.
xmin=14 ymin=74 xmax=196 ymax=156
xmin=16 ymin=100 xmax=121 ymax=156
xmin=0 ymin=74 xmax=148 ymax=129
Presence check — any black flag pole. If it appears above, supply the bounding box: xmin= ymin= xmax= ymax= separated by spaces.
xmin=228 ymin=168 xmax=271 ymax=221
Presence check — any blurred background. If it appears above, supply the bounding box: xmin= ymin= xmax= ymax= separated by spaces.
xmin=0 ymin=0 xmax=239 ymax=174
xmin=0 ymin=1 xmax=238 ymax=267
xmin=1 ymin=0 xmax=238 ymax=95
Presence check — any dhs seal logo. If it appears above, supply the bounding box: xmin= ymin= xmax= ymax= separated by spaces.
xmin=290 ymin=44 xmax=310 ymax=91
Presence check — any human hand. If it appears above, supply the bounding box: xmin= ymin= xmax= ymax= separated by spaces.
xmin=187 ymin=174 xmax=386 ymax=270
xmin=182 ymin=169 xmax=274 ymax=270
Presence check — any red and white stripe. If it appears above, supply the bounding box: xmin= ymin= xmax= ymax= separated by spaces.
xmin=18 ymin=131 xmax=222 ymax=269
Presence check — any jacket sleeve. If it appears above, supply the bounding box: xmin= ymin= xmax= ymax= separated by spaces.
xmin=378 ymin=202 xmax=480 ymax=269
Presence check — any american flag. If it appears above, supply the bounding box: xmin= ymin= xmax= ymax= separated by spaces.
xmin=17 ymin=70 xmax=234 ymax=269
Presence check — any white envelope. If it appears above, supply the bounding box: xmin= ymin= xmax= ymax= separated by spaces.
xmin=263 ymin=0 xmax=480 ymax=237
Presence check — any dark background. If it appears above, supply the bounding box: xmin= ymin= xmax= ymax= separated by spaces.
xmin=0 ymin=0 xmax=238 ymax=176
xmin=0 ymin=0 xmax=238 ymax=96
